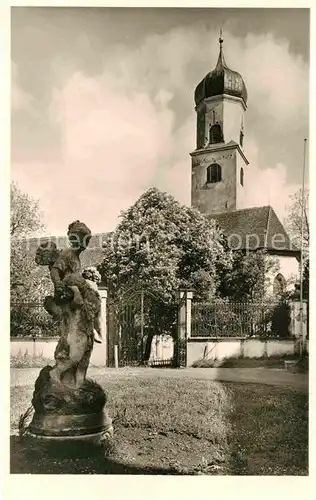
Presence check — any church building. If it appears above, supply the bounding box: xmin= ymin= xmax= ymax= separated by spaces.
xmin=190 ymin=34 xmax=300 ymax=295
xmin=20 ymin=34 xmax=300 ymax=298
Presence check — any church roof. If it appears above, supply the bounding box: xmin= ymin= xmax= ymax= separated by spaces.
xmin=208 ymin=206 xmax=299 ymax=255
xmin=17 ymin=206 xmax=298 ymax=272
xmin=194 ymin=34 xmax=248 ymax=107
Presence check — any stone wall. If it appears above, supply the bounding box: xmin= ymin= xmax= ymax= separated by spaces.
xmin=11 ymin=337 xmax=107 ymax=367
xmin=186 ymin=337 xmax=301 ymax=367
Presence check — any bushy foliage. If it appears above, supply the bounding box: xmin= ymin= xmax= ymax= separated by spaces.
xmin=99 ymin=188 xmax=231 ymax=300
xmin=10 ymin=303 xmax=59 ymax=338
xmin=11 ymin=182 xmax=44 ymax=238
xmin=10 ymin=183 xmax=54 ymax=338
xmin=285 ymin=188 xmax=309 ymax=255
xmin=218 ymin=249 xmax=278 ymax=301
xmin=11 ymin=182 xmax=50 ymax=303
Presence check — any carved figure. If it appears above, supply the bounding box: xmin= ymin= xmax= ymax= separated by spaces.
xmin=34 ymin=221 xmax=100 ymax=387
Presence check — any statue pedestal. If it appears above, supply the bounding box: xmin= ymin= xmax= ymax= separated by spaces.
xmin=25 ymin=366 xmax=113 ymax=456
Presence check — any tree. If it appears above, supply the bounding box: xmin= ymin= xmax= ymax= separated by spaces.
xmin=218 ymin=249 xmax=279 ymax=301
xmin=11 ymin=182 xmax=44 ymax=238
xmin=98 ymin=188 xmax=232 ymax=360
xmin=286 ymin=188 xmax=309 ymax=256
xmin=10 ymin=182 xmax=49 ymax=305
xmin=285 ymin=187 xmax=309 ymax=303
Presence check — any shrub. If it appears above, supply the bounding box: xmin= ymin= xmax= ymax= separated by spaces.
xmin=10 ymin=303 xmax=59 ymax=338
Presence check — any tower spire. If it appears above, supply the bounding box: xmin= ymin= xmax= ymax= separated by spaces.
xmin=216 ymin=28 xmax=226 ymax=70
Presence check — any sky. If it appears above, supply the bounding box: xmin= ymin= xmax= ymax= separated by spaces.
xmin=11 ymin=7 xmax=310 ymax=236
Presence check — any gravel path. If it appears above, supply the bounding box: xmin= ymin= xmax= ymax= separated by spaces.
xmin=11 ymin=366 xmax=308 ymax=392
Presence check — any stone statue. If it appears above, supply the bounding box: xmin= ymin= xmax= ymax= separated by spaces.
xmin=34 ymin=221 xmax=100 ymax=387
xmin=25 ymin=221 xmax=113 ymax=453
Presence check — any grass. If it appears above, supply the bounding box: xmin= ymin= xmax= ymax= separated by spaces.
xmin=227 ymin=383 xmax=308 ymax=475
xmin=10 ymin=371 xmax=308 ymax=475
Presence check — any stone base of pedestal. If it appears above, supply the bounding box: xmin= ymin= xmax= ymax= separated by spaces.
xmin=28 ymin=410 xmax=112 ymax=437
xmin=24 ymin=413 xmax=113 ymax=456
xmin=24 ymin=365 xmax=113 ymax=456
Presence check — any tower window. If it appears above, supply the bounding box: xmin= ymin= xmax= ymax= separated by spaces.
xmin=209 ymin=123 xmax=224 ymax=144
xmin=207 ymin=163 xmax=222 ymax=184
xmin=240 ymin=129 xmax=244 ymax=148
xmin=240 ymin=167 xmax=244 ymax=186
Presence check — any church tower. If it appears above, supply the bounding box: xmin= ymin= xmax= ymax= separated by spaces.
xmin=191 ymin=33 xmax=249 ymax=215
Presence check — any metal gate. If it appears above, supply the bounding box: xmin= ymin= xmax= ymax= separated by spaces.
xmin=107 ymin=288 xmax=177 ymax=367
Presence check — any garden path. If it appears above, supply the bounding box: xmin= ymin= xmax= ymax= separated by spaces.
xmin=11 ymin=366 xmax=308 ymax=392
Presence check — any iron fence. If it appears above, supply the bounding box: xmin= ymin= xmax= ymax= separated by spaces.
xmin=10 ymin=302 xmax=59 ymax=338
xmin=191 ymin=300 xmax=291 ymax=339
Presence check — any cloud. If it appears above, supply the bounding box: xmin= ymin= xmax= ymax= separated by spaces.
xmin=235 ymin=32 xmax=308 ymax=123
xmin=11 ymin=25 xmax=309 ymax=235
xmin=11 ymin=62 xmax=34 ymax=111
xmin=245 ymin=162 xmax=300 ymax=224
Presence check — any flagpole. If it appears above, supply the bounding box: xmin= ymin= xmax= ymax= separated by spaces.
xmin=299 ymin=138 xmax=307 ymax=357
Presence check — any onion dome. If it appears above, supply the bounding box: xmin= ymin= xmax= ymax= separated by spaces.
xmin=194 ymin=33 xmax=248 ymax=106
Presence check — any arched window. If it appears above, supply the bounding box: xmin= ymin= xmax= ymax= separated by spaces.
xmin=207 ymin=163 xmax=222 ymax=184
xmin=209 ymin=123 xmax=224 ymax=144
xmin=240 ymin=167 xmax=244 ymax=186
xmin=273 ymin=273 xmax=286 ymax=297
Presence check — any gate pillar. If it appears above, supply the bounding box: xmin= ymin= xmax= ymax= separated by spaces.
xmin=175 ymin=289 xmax=193 ymax=367
xmin=290 ymin=299 xmax=308 ymax=355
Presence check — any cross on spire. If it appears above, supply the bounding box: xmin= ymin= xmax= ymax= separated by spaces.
xmin=219 ymin=28 xmax=223 ymax=47
xmin=215 ymin=28 xmax=226 ymax=70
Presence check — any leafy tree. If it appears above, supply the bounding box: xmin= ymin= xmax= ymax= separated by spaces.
xmin=98 ymin=188 xmax=232 ymax=360
xmin=10 ymin=182 xmax=50 ymax=306
xmin=286 ymin=188 xmax=309 ymax=256
xmin=11 ymin=182 xmax=44 ymax=238
xmin=218 ymin=249 xmax=278 ymax=301
xmin=285 ymin=188 xmax=309 ymax=303
xmin=217 ymin=250 xmax=295 ymax=338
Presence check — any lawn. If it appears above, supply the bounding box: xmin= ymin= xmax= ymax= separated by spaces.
xmin=10 ymin=371 xmax=308 ymax=475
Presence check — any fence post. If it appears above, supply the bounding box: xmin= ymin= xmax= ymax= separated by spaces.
xmin=98 ymin=286 xmax=108 ymax=367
